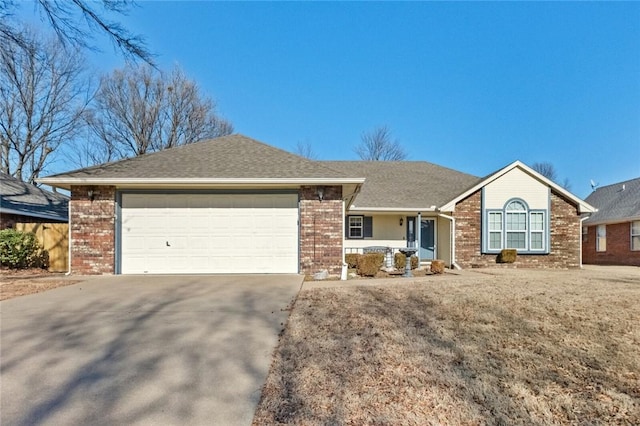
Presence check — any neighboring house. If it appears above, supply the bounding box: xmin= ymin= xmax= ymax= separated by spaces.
xmin=0 ymin=173 xmax=69 ymax=229
xmin=582 ymin=178 xmax=640 ymax=266
xmin=38 ymin=134 xmax=595 ymax=276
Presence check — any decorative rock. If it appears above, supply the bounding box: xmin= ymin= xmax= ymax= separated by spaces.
xmin=313 ymin=269 xmax=329 ymax=280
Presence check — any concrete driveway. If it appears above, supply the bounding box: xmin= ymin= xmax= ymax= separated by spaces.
xmin=1 ymin=274 xmax=302 ymax=426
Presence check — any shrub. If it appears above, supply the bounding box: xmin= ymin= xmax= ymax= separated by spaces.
xmin=497 ymin=249 xmax=517 ymax=263
xmin=357 ymin=253 xmax=384 ymax=277
xmin=345 ymin=253 xmax=361 ymax=269
xmin=0 ymin=229 xmax=48 ymax=269
xmin=430 ymin=259 xmax=445 ymax=274
xmin=394 ymin=253 xmax=418 ymax=270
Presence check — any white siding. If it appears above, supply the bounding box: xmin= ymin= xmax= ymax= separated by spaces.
xmin=484 ymin=168 xmax=549 ymax=209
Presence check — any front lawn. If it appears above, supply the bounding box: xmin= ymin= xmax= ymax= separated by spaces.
xmin=254 ymin=267 xmax=639 ymax=425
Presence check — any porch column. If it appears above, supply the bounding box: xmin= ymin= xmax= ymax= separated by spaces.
xmin=417 ymin=211 xmax=422 ymax=263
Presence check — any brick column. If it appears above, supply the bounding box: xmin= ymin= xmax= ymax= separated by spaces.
xmin=70 ymin=186 xmax=116 ymax=274
xmin=299 ymin=186 xmax=343 ymax=277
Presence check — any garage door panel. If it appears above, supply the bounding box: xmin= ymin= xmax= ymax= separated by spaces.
xmin=120 ymin=193 xmax=299 ymax=274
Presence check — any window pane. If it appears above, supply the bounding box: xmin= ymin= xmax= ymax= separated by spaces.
xmin=350 ymin=228 xmax=362 ymax=238
xmin=489 ymin=232 xmax=502 ymax=249
xmin=506 ymin=232 xmax=526 ymax=249
xmin=507 ymin=213 xmax=526 ymax=230
xmin=350 ymin=217 xmax=362 ymax=227
xmin=531 ymin=212 xmax=544 ymax=231
xmin=506 ymin=200 xmax=526 ymax=211
xmin=489 ymin=212 xmax=502 ymax=230
xmin=531 ymin=233 xmax=543 ymax=249
xmin=632 ymin=221 xmax=640 ymax=235
xmin=632 ymin=236 xmax=640 ymax=251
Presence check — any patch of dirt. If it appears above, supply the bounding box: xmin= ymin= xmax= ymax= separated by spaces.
xmin=254 ymin=266 xmax=640 ymax=425
xmin=0 ymin=268 xmax=79 ymax=301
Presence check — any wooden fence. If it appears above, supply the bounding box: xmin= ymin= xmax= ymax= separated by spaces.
xmin=15 ymin=223 xmax=69 ymax=272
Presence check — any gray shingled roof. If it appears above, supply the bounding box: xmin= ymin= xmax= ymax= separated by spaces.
xmin=322 ymin=161 xmax=480 ymax=210
xmin=42 ymin=134 xmax=353 ymax=181
xmin=584 ymin=177 xmax=640 ymax=224
xmin=1 ymin=173 xmax=68 ymax=221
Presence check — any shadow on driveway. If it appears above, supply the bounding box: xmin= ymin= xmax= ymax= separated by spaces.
xmin=1 ymin=274 xmax=302 ymax=426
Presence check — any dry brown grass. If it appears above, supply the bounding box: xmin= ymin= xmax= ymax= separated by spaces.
xmin=0 ymin=268 xmax=78 ymax=301
xmin=254 ymin=266 xmax=640 ymax=425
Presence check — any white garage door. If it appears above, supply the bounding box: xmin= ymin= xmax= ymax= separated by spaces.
xmin=120 ymin=193 xmax=299 ymax=274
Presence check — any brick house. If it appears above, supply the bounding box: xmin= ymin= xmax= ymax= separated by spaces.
xmin=582 ymin=178 xmax=640 ymax=266
xmin=1 ymin=172 xmax=68 ymax=229
xmin=38 ymin=134 xmax=595 ymax=276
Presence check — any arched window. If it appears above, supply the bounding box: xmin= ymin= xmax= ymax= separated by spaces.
xmin=485 ymin=199 xmax=547 ymax=253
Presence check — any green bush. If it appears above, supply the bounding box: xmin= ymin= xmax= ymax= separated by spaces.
xmin=497 ymin=249 xmax=517 ymax=263
xmin=345 ymin=253 xmax=361 ymax=269
xmin=357 ymin=253 xmax=384 ymax=277
xmin=0 ymin=229 xmax=48 ymax=269
xmin=394 ymin=253 xmax=418 ymax=270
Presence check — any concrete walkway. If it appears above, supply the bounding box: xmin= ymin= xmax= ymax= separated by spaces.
xmin=1 ymin=274 xmax=302 ymax=426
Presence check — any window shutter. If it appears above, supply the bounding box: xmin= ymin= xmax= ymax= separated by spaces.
xmin=345 ymin=216 xmax=350 ymax=237
xmin=364 ymin=216 xmax=373 ymax=238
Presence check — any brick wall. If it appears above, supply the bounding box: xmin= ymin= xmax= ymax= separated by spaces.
xmin=299 ymin=185 xmax=344 ymax=277
xmin=454 ymin=189 xmax=582 ymax=269
xmin=70 ymin=186 xmax=116 ymax=274
xmin=583 ymin=222 xmax=640 ymax=266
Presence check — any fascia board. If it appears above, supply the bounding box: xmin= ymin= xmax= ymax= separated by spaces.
xmin=37 ymin=177 xmax=367 ymax=190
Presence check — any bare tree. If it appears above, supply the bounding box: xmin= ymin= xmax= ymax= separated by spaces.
xmin=294 ymin=140 xmax=317 ymax=159
xmin=84 ymin=64 xmax=233 ymax=163
xmin=0 ymin=0 xmax=154 ymax=65
xmin=532 ymin=161 xmax=571 ymax=190
xmin=354 ymin=125 xmax=406 ymax=161
xmin=0 ymin=28 xmax=91 ymax=183
xmin=531 ymin=162 xmax=558 ymax=181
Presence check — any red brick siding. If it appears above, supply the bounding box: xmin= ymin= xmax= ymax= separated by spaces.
xmin=454 ymin=189 xmax=582 ymax=269
xmin=582 ymin=222 xmax=640 ymax=266
xmin=70 ymin=186 xmax=116 ymax=275
xmin=299 ymin=186 xmax=343 ymax=277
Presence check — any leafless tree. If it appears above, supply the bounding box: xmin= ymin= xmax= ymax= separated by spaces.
xmin=354 ymin=125 xmax=406 ymax=161
xmin=0 ymin=0 xmax=154 ymax=65
xmin=0 ymin=28 xmax=91 ymax=183
xmin=531 ymin=162 xmax=558 ymax=181
xmin=294 ymin=140 xmax=317 ymax=159
xmin=84 ymin=64 xmax=233 ymax=163
xmin=532 ymin=161 xmax=571 ymax=190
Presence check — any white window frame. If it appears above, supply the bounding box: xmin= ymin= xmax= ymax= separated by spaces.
xmin=348 ymin=216 xmax=364 ymax=239
xmin=631 ymin=221 xmax=640 ymax=251
xmin=488 ymin=212 xmax=503 ymax=250
xmin=484 ymin=198 xmax=547 ymax=254
xmin=596 ymin=224 xmax=606 ymax=252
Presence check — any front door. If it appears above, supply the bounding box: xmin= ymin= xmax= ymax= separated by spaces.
xmin=420 ymin=219 xmax=435 ymax=260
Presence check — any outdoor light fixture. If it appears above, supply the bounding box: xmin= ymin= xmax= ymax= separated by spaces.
xmin=399 ymin=217 xmax=404 ymax=226
xmin=317 ymin=186 xmax=324 ymax=202
xmin=87 ymin=189 xmax=95 ymax=201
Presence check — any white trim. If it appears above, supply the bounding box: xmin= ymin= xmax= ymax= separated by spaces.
xmin=440 ymin=161 xmax=597 ymax=214
xmin=584 ymin=216 xmax=640 ymax=226
xmin=349 ymin=206 xmax=439 ymax=213
xmin=37 ymin=177 xmax=366 ymax=190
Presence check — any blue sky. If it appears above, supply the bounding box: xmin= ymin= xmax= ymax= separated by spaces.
xmin=21 ymin=1 xmax=640 ymax=198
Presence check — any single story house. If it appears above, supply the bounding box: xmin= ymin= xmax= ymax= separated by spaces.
xmin=38 ymin=134 xmax=595 ymax=275
xmin=1 ymin=172 xmax=69 ymax=229
xmin=582 ymin=177 xmax=640 ymax=266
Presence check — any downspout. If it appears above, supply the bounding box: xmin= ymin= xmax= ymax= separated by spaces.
xmin=579 ymin=216 xmax=589 ymax=268
xmin=438 ymin=212 xmax=460 ymax=270
xmin=417 ymin=211 xmax=421 ymax=263
xmin=341 ymin=199 xmax=348 ymax=280
xmin=65 ymin=197 xmax=72 ymax=276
